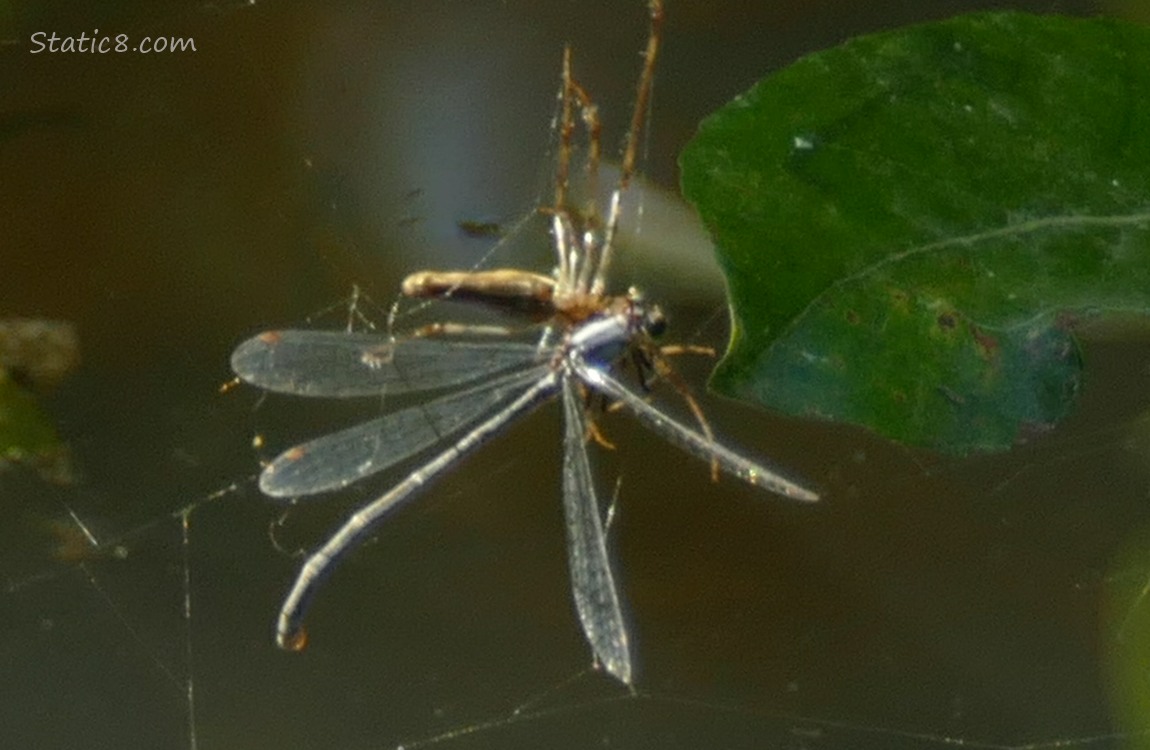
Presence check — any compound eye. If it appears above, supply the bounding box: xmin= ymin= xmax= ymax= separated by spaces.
xmin=645 ymin=309 xmax=667 ymax=337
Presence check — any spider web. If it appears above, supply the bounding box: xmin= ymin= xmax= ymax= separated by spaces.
xmin=5 ymin=0 xmax=1149 ymax=748
xmin=7 ymin=305 xmax=1150 ymax=749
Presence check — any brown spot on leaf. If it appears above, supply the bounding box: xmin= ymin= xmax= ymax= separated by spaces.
xmin=970 ymin=324 xmax=999 ymax=360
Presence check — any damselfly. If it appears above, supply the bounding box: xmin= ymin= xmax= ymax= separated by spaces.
xmin=230 ymin=0 xmax=818 ymax=686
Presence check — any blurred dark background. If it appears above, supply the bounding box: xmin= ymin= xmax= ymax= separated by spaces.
xmin=4 ymin=1 xmax=1150 ymax=749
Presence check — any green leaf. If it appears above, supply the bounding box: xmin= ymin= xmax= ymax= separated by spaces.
xmin=680 ymin=11 xmax=1150 ymax=453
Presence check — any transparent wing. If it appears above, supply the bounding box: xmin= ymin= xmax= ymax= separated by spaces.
xmin=276 ymin=372 xmax=561 ymax=650
xmin=571 ymin=356 xmax=820 ymax=503
xmin=560 ymin=375 xmax=632 ymax=684
xmin=261 ymin=365 xmax=551 ymax=497
xmin=231 ymin=330 xmax=543 ymax=398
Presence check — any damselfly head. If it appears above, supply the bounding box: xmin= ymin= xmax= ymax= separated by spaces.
xmin=620 ymin=286 xmax=665 ymax=339
xmin=642 ymin=304 xmax=666 ymax=338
